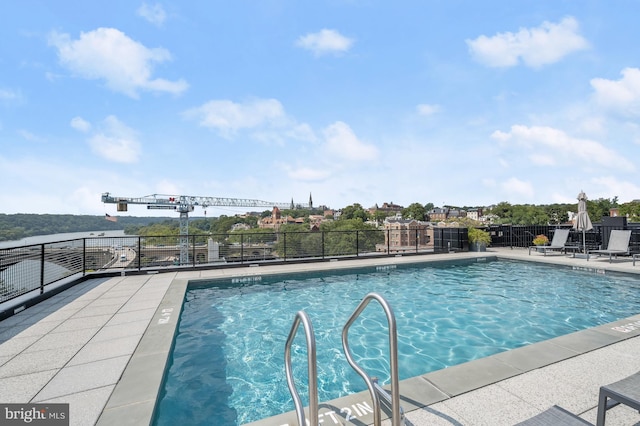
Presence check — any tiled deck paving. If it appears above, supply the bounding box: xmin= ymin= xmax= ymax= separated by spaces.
xmin=1 ymin=248 xmax=640 ymax=425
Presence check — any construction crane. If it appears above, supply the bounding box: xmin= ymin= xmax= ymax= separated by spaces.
xmin=101 ymin=192 xmax=311 ymax=265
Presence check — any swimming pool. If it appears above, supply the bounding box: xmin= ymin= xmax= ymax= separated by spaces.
xmin=153 ymin=259 xmax=640 ymax=425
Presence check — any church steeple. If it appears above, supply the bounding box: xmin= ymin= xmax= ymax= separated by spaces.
xmin=309 ymin=192 xmax=313 ymax=209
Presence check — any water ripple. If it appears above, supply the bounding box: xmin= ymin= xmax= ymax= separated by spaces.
xmin=154 ymin=260 xmax=640 ymax=425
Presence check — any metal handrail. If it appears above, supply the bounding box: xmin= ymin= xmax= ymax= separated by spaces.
xmin=372 ymin=378 xmax=405 ymax=419
xmin=284 ymin=310 xmax=318 ymax=426
xmin=342 ymin=293 xmax=403 ymax=426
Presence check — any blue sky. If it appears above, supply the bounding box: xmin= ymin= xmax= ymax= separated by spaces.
xmin=1 ymin=1 xmax=639 ymax=217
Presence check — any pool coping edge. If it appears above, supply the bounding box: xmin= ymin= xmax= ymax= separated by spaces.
xmin=97 ymin=252 xmax=640 ymax=426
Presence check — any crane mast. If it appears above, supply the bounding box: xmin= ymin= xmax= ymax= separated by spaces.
xmin=101 ymin=192 xmax=308 ymax=265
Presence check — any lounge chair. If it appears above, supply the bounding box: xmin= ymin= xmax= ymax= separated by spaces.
xmin=518 ymin=372 xmax=640 ymax=426
xmin=516 ymin=405 xmax=592 ymax=425
xmin=587 ymin=230 xmax=632 ymax=263
xmin=596 ymin=371 xmax=640 ymax=426
xmin=528 ymin=229 xmax=571 ymax=256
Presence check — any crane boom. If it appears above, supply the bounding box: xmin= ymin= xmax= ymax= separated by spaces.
xmin=101 ymin=192 xmax=308 ymax=265
xmin=101 ymin=193 xmax=292 ymax=210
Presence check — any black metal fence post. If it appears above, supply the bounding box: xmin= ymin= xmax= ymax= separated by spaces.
xmin=511 ymin=225 xmax=515 ymax=249
xmin=387 ymin=229 xmax=390 ymax=254
xmin=240 ymin=234 xmax=245 ymax=264
xmin=39 ymin=244 xmax=45 ymax=295
xmin=82 ymin=238 xmax=86 ymax=276
xmin=283 ymin=232 xmax=287 ymax=262
xmin=191 ymin=234 xmax=196 ymax=267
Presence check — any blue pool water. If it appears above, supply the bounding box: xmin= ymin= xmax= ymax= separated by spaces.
xmin=153 ymin=259 xmax=640 ymax=425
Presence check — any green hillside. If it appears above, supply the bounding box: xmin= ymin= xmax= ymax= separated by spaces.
xmin=0 ymin=214 xmax=171 ymax=242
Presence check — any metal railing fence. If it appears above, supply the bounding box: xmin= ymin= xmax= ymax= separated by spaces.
xmin=2 ymin=224 xmax=638 ymax=308
xmin=488 ymin=223 xmax=640 ymax=252
xmin=1 ymin=228 xmax=431 ymax=305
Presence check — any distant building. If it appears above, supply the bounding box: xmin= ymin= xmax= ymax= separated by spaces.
xmin=258 ymin=207 xmax=304 ymax=230
xmin=429 ymin=208 xmax=448 ymax=221
xmin=479 ymin=213 xmax=499 ymax=224
xmin=448 ymin=209 xmax=466 ymax=219
xmin=308 ymin=214 xmax=331 ymax=230
xmin=231 ymin=223 xmax=251 ymax=231
xmin=378 ymin=218 xmax=432 ymax=252
xmin=466 ymin=208 xmax=483 ymax=221
xmin=368 ymin=202 xmax=404 ymax=217
xmin=429 ymin=207 xmax=467 ymax=222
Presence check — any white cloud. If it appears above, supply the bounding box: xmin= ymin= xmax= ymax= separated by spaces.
xmin=502 ymin=177 xmax=534 ymax=199
xmin=17 ymin=130 xmax=46 ymax=143
xmin=0 ymin=88 xmax=23 ymax=102
xmin=591 ymin=67 xmax=640 ymax=116
xmin=492 ymin=125 xmax=635 ymax=171
xmin=482 ymin=178 xmax=497 ymax=187
xmin=322 ymin=121 xmax=378 ymax=162
xmin=490 ymin=130 xmax=511 ymax=143
xmin=137 ymin=3 xmax=167 ymax=26
xmin=296 ymin=29 xmax=354 ymax=56
xmin=88 ymin=115 xmax=141 ymax=163
xmin=183 ymin=98 xmax=289 ymax=137
xmin=578 ymin=116 xmax=605 ymax=134
xmin=416 ymin=104 xmax=440 ymax=116
xmin=70 ymin=116 xmax=92 ymax=133
xmin=48 ymin=27 xmax=188 ymax=98
xmin=467 ymin=17 xmax=588 ymax=68
xmin=529 ymin=153 xmax=556 ymax=166
xmin=154 ymin=179 xmax=181 ymax=195
xmin=0 ymin=89 xmax=16 ymax=100
xmin=590 ymin=176 xmax=640 ymax=202
xmin=284 ymin=166 xmax=332 ymax=181
xmin=252 ymin=123 xmax=317 ymax=146
xmin=286 ymin=123 xmax=317 ymax=142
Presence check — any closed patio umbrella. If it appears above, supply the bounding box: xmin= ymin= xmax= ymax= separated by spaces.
xmin=574 ymin=190 xmax=593 ymax=253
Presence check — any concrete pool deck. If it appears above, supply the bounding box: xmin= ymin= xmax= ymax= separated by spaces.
xmin=1 ymin=248 xmax=640 ymax=425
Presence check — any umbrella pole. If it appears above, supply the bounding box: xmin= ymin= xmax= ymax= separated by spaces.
xmin=582 ymin=229 xmax=586 ymax=254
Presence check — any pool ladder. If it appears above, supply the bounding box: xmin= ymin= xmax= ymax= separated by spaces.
xmin=284 ymin=311 xmax=318 ymax=426
xmin=284 ymin=292 xmax=406 ymax=426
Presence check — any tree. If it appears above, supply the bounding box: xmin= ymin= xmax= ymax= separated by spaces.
xmin=509 ymin=205 xmax=549 ymax=225
xmin=486 ymin=203 xmax=550 ymax=225
xmin=445 ymin=216 xmax=481 ymax=227
xmin=272 ymin=224 xmax=319 ymax=258
xmin=208 ymin=215 xmax=239 ymax=234
xmin=589 ymin=197 xmax=618 ymax=222
xmin=339 ymin=203 xmax=370 ymax=221
xmin=402 ymin=203 xmax=427 ymax=221
xmin=544 ymin=203 xmax=574 ymax=225
xmin=227 ymin=228 xmax=277 ymax=244
xmin=137 ymin=222 xmax=179 ymax=236
xmin=371 ymin=209 xmax=388 ymax=224
xmin=619 ymin=201 xmax=640 ymax=222
xmin=490 ymin=202 xmax=513 ymax=223
xmin=320 ymin=219 xmax=382 ymax=256
xmin=492 ymin=202 xmax=512 ymax=217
